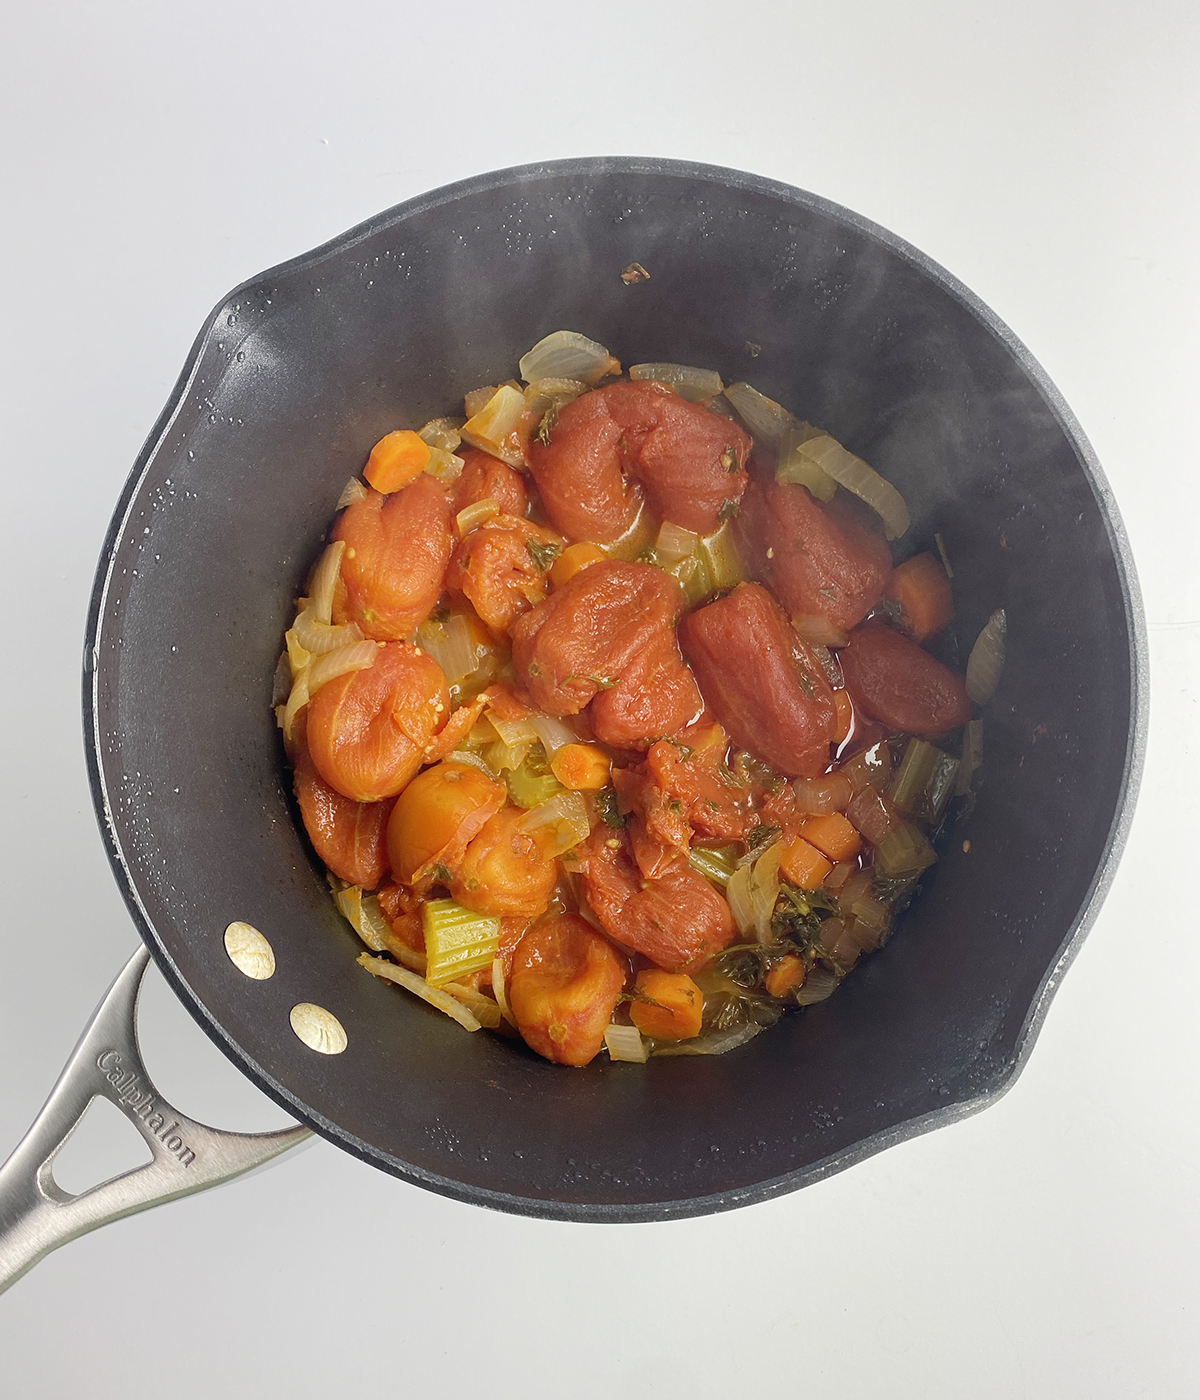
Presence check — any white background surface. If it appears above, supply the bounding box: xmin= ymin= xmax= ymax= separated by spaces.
xmin=2 ymin=3 xmax=1197 ymax=1396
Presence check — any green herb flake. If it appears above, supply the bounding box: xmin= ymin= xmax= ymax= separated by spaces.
xmin=718 ymin=498 xmax=741 ymax=521
xmin=537 ymin=403 xmax=559 ymax=447
xmin=526 ymin=537 xmax=562 ymax=573
xmin=594 ymin=788 xmax=628 ymax=829
xmin=746 ymin=823 xmax=781 ymax=858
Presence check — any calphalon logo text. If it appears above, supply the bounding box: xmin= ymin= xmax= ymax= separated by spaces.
xmin=96 ymin=1050 xmax=196 ymax=1167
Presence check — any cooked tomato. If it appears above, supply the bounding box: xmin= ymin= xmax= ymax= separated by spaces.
xmin=332 ymin=475 xmax=452 ymax=640
xmin=306 ymin=642 xmax=449 ymax=802
xmin=838 ymin=622 xmax=972 ymax=733
xmin=512 ymin=559 xmax=686 ymax=717
xmin=577 ymin=828 xmax=735 ymax=974
xmin=588 ymin=625 xmax=703 ymax=749
xmin=291 ymin=713 xmax=393 ymax=888
xmin=528 ymin=381 xmax=750 ymax=541
xmin=451 ymin=449 xmax=528 ymax=520
xmin=450 ymin=806 xmax=558 ymax=918
xmin=735 ymin=480 xmax=892 ymax=635
xmin=445 ymin=515 xmax=564 ymax=635
xmin=680 ymin=583 xmax=837 ymax=779
xmin=386 ymin=760 xmax=506 ymax=885
xmin=507 ymin=913 xmax=626 ymax=1066
xmin=644 ymin=725 xmax=752 ymax=841
xmin=376 ymin=881 xmax=424 ymax=954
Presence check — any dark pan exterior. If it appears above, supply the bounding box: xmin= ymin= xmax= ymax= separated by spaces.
xmin=83 ymin=158 xmax=1146 ymax=1221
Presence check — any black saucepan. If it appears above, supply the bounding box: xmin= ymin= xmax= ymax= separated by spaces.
xmin=81 ymin=157 xmax=1145 ymax=1222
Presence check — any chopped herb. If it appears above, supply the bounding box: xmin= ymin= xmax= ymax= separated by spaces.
xmin=527 ymin=661 xmax=542 ymax=678
xmin=795 ymin=665 xmax=814 ymax=700
xmin=637 ymin=546 xmax=659 ymax=565
xmin=526 ymin=537 xmax=562 ymax=573
xmin=745 ymin=341 xmax=761 ymax=358
xmin=665 ymin=737 xmax=693 ymax=762
xmin=667 ymin=799 xmax=683 ymax=814
xmin=429 ymin=605 xmax=451 ymax=623
xmin=429 ymin=863 xmax=452 ymax=885
xmin=718 ymin=498 xmax=741 ymax=521
xmin=567 ymin=673 xmax=618 ymax=690
xmin=819 ymin=585 xmax=838 ymax=599
xmin=703 ymin=798 xmax=720 ymax=811
xmin=537 ymin=403 xmax=559 ymax=447
xmin=594 ymin=788 xmax=627 ymax=828
xmin=746 ymin=823 xmax=781 ymax=857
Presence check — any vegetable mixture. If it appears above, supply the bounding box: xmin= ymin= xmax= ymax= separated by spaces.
xmin=274 ymin=331 xmax=1003 ymax=1067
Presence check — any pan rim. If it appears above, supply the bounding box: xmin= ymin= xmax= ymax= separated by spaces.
xmin=81 ymin=155 xmax=1148 ymax=1222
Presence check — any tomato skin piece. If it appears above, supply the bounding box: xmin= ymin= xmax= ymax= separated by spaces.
xmin=508 ymin=913 xmax=627 ymax=1067
xmin=680 ymin=582 xmax=837 ymax=779
xmin=451 ymin=449 xmax=528 ymax=520
xmin=291 ymin=713 xmax=393 ymax=888
xmin=450 ymin=806 xmax=558 ymax=918
xmin=839 ymin=622 xmax=972 ymax=733
xmin=735 ymin=480 xmax=892 ymax=634
xmin=332 ymin=475 xmax=453 ymax=641
xmin=306 ymin=641 xmax=450 ymax=803
xmin=385 ymin=760 xmax=506 ymax=885
xmin=577 ymin=829 xmax=735 ymax=974
xmin=511 ymin=559 xmax=685 ymax=716
xmin=528 ymin=381 xmax=750 ymax=541
xmin=445 ymin=515 xmax=563 ymax=635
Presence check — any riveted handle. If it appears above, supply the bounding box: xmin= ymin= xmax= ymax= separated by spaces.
xmin=0 ymin=947 xmax=311 ymax=1294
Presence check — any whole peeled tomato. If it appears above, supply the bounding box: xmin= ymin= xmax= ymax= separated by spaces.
xmin=386 ymin=760 xmax=506 ymax=885
xmin=450 ymin=806 xmax=558 ymax=918
xmin=839 ymin=622 xmax=972 ymax=733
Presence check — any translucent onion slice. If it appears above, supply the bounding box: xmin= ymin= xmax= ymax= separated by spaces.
xmin=523 ymin=377 xmax=587 ymax=419
xmin=629 ymin=363 xmax=723 ymax=402
xmin=725 ymin=863 xmax=755 ymax=937
xmin=491 ymin=955 xmax=515 ymax=1025
xmin=653 ymin=1021 xmax=766 ymax=1056
xmin=461 ymin=385 xmax=527 ymax=467
xmin=698 ymin=524 xmax=745 ymax=591
xmin=518 ymin=790 xmax=591 ymax=858
xmin=488 ymin=714 xmax=541 ymax=749
xmin=286 ymin=627 xmax=313 ymax=679
xmin=446 ymin=748 xmax=499 ymax=780
xmin=809 ymin=644 xmax=843 ymax=688
xmin=791 ymin=614 xmax=849 ymax=648
xmin=357 ymin=954 xmax=482 ymax=1031
xmin=956 ymin=718 xmax=984 ymax=795
xmin=291 ymin=608 xmax=365 ymax=655
xmin=424 ymin=446 xmax=466 ymax=482
xmin=309 ymin=540 xmax=346 ymax=625
xmin=272 ymin=650 xmax=291 ymax=706
xmin=655 ymin=520 xmax=701 ymax=565
xmin=463 ymin=385 xmax=498 ymax=418
xmin=724 ymin=382 xmax=795 ymax=449
xmin=776 ymin=423 xmax=837 ymax=501
xmin=750 ymin=841 xmax=785 ymax=943
xmin=336 ymin=477 xmax=369 ymax=510
xmin=605 ymin=1023 xmax=648 ymax=1063
xmin=966 ymin=609 xmax=1006 ymax=705
xmin=418 ymin=417 xmax=463 ymax=452
xmin=519 ymin=331 xmax=620 ymax=387
xmin=795 ymin=433 xmax=910 ymax=540
xmin=528 ymin=714 xmax=579 ymax=756
xmin=456 ymin=498 xmax=500 ymax=538
xmin=443 ymin=982 xmax=503 ymax=1029
xmin=306 ymin=640 xmax=380 ymax=696
xmin=279 ymin=674 xmax=310 ymax=744
xmin=794 ymin=967 xmax=840 ymax=1005
xmin=415 ymin=614 xmax=477 ymax=685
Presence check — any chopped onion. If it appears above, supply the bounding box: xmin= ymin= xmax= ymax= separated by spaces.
xmin=776 ymin=423 xmax=837 ymax=500
xmin=455 ymin=498 xmax=500 ymax=537
xmin=792 ymin=773 xmax=853 ymax=815
xmin=286 ymin=628 xmax=312 ymax=679
xmin=306 ymin=640 xmax=379 ymax=695
xmin=336 ymin=477 xmax=369 ymax=510
xmin=279 ymin=673 xmax=309 ymax=743
xmin=415 ymin=613 xmax=478 ymax=686
xmin=461 ymin=385 xmax=527 ymax=467
xmin=750 ymin=841 xmax=785 ymax=942
xmin=725 ymin=862 xmax=755 ymax=937
xmin=418 ymin=417 xmax=463 ymax=451
xmin=443 ymin=982 xmax=503 ymax=1029
xmin=272 ymin=650 xmax=291 ymax=706
xmin=698 ymin=525 xmax=745 ymax=591
xmin=794 ymin=433 xmax=910 ymax=539
xmin=518 ymin=790 xmax=591 ymax=858
xmin=724 ymin=382 xmax=795 ymax=448
xmin=956 ymin=718 xmax=983 ymax=795
xmin=424 ymin=446 xmax=465 ymax=482
xmin=810 ymin=644 xmax=844 ymax=688
xmin=629 ymin=363 xmax=724 ymax=402
xmin=519 ymin=331 xmax=620 ymax=387
xmin=333 ymin=883 xmax=384 ymax=950
xmin=966 ymin=609 xmax=1006 ymax=705
xmin=523 ymin=377 xmax=587 ymax=418
xmin=445 ymin=748 xmax=498 ymax=779
xmin=602 ymin=499 xmax=657 ymax=562
xmin=291 ymin=607 xmax=364 ymax=656
xmin=491 ymin=956 xmax=514 ymax=1025
xmin=605 ymin=1023 xmax=648 ymax=1063
xmin=463 ymin=385 xmax=498 ymax=418
xmin=653 ymin=1021 xmax=765 ymax=1056
xmin=357 ymin=954 xmax=481 ymax=1031
xmin=655 ymin=520 xmax=700 ymax=565
xmin=794 ymin=967 xmax=839 ymax=1005
xmin=528 ymin=714 xmax=579 ymax=756
xmin=791 ymin=614 xmax=849 ymax=648
xmin=488 ymin=714 xmax=540 ymax=749
xmin=309 ymin=540 xmax=346 ymax=625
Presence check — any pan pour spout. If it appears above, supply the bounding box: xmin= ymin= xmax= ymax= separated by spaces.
xmin=0 ymin=949 xmax=310 ymax=1295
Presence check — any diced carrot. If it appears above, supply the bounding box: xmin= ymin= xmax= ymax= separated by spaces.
xmin=890 ymin=553 xmax=953 ymax=642
xmin=799 ymin=812 xmax=862 ymax=862
xmin=764 ymin=954 xmax=806 ymax=999
xmin=777 ymin=836 xmax=833 ymax=890
xmin=364 ymin=430 xmax=432 ymax=494
xmin=550 ymin=742 xmax=612 ymax=791
xmin=550 ymin=542 xmax=607 ymax=589
xmin=833 ymin=689 xmax=853 ymax=744
xmin=628 ymin=969 xmax=704 ymax=1040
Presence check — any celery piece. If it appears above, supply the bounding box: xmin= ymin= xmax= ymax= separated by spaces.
xmin=888 ymin=739 xmax=941 ymax=813
xmin=697 ymin=523 xmax=746 ymax=591
xmin=506 ymin=743 xmax=564 ymax=810
xmin=920 ymin=749 xmax=961 ymax=823
xmin=873 ymin=822 xmax=937 ymax=879
xmin=687 ymin=845 xmax=740 ymax=888
xmin=421 ymin=899 xmax=501 ymax=988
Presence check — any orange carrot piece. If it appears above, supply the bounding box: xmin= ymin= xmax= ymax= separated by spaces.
xmin=833 ymin=689 xmax=854 ymax=744
xmin=550 ymin=742 xmax=611 ymax=791
xmin=364 ymin=430 xmax=432 ymax=494
xmin=550 ymin=542 xmax=607 ymax=589
xmin=777 ymin=836 xmax=833 ymax=890
xmin=799 ymin=812 xmax=862 ymax=862
xmin=890 ymin=553 xmax=952 ymax=641
xmin=764 ymin=954 xmax=806 ymax=999
xmin=628 ymin=970 xmax=704 ymax=1040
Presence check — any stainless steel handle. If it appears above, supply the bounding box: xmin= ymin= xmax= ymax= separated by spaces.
xmin=0 ymin=947 xmax=311 ymax=1294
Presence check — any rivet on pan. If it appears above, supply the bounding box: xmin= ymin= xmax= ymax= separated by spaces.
xmin=223 ymin=922 xmax=276 ymax=980
xmin=289 ymin=1003 xmax=347 ymax=1055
